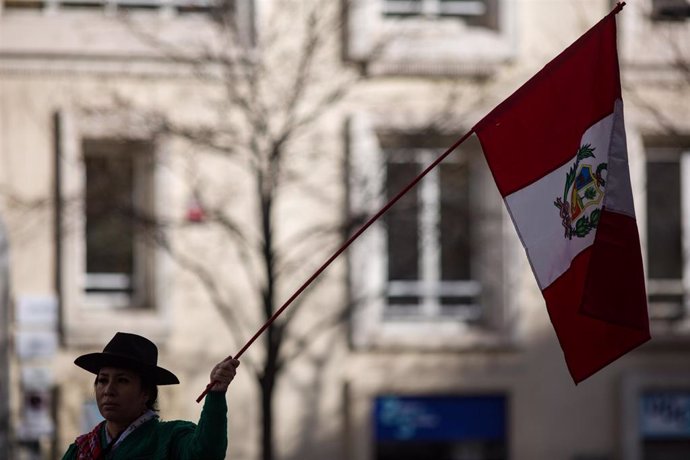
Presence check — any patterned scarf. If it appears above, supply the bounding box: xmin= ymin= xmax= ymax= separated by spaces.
xmin=75 ymin=421 xmax=105 ymax=460
xmin=74 ymin=411 xmax=158 ymax=459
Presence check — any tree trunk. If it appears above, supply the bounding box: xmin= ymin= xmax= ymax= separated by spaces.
xmin=260 ymin=368 xmax=275 ymax=460
xmin=258 ymin=173 xmax=280 ymax=460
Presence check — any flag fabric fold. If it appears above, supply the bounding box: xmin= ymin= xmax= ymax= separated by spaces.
xmin=472 ymin=7 xmax=650 ymax=383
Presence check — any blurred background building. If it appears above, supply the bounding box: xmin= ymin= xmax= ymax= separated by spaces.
xmin=0 ymin=0 xmax=689 ymax=459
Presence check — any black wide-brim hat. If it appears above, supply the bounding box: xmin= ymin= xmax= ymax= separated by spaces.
xmin=75 ymin=332 xmax=179 ymax=385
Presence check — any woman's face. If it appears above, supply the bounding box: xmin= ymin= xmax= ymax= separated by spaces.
xmin=95 ymin=367 xmax=150 ymax=424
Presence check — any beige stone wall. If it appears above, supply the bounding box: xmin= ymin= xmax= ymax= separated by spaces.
xmin=1 ymin=0 xmax=689 ymax=459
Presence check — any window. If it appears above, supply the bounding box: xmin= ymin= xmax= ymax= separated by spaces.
xmin=645 ymin=147 xmax=689 ymax=322
xmin=383 ymin=0 xmax=497 ymax=28
xmin=348 ymin=114 xmax=506 ymax=349
xmin=651 ymin=0 xmax=690 ymax=21
xmin=57 ymin=110 xmax=171 ymax=345
xmin=384 ymin=148 xmax=481 ymax=321
xmin=1 ymin=0 xmax=256 ymax=39
xmin=82 ymin=140 xmax=154 ymax=309
xmin=346 ymin=0 xmax=514 ymax=76
xmin=2 ymin=0 xmax=212 ymax=13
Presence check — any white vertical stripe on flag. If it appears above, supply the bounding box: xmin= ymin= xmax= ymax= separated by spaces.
xmin=503 ymin=109 xmax=617 ymax=290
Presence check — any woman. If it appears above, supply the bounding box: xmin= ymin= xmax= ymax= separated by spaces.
xmin=61 ymin=332 xmax=240 ymax=460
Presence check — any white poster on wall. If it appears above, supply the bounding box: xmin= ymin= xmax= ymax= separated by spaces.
xmin=16 ymin=295 xmax=58 ymax=328
xmin=16 ymin=331 xmax=58 ymax=361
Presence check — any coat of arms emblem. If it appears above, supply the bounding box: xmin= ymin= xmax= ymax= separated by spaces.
xmin=554 ymin=144 xmax=607 ymax=239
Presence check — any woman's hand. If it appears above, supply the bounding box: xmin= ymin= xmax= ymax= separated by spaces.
xmin=209 ymin=357 xmax=240 ymax=392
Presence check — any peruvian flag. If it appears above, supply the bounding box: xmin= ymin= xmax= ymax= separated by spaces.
xmin=472 ymin=6 xmax=650 ymax=383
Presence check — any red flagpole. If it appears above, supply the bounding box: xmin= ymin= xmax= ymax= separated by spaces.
xmin=196 ymin=128 xmax=475 ymax=402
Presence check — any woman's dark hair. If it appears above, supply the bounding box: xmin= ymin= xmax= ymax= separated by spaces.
xmin=140 ymin=373 xmax=159 ymax=412
xmin=94 ymin=368 xmax=159 ymax=412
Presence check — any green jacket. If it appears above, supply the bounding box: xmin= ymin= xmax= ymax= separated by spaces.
xmin=61 ymin=391 xmax=228 ymax=460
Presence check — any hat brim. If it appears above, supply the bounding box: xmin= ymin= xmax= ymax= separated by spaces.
xmin=75 ymin=352 xmax=180 ymax=385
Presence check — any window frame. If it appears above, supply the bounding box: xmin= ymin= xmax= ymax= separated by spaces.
xmin=383 ymin=147 xmax=482 ymax=321
xmin=650 ymin=0 xmax=690 ymax=21
xmin=345 ymin=0 xmax=516 ymax=77
xmin=644 ymin=146 xmax=690 ymax=328
xmin=81 ymin=139 xmax=155 ymax=310
xmin=1 ymin=0 xmax=247 ymax=16
xmin=347 ymin=113 xmax=511 ymax=350
xmin=382 ymin=0 xmax=488 ymax=18
xmin=57 ymin=110 xmax=171 ymax=346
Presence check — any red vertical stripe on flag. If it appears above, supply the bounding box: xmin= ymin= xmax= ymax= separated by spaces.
xmin=581 ymin=210 xmax=649 ymax=331
xmin=543 ymin=210 xmax=649 ymax=384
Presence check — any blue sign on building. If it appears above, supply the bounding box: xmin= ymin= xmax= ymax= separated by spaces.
xmin=641 ymin=391 xmax=690 ymax=439
xmin=374 ymin=395 xmax=507 ymax=442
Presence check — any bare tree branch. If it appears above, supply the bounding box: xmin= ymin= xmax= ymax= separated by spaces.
xmin=149 ymin=228 xmax=258 ymax=371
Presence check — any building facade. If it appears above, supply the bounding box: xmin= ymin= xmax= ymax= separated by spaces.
xmin=1 ymin=0 xmax=689 ymax=459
